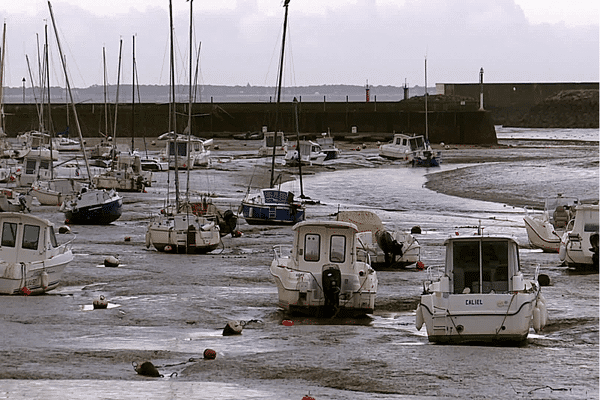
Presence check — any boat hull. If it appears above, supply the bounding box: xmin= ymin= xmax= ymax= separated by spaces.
xmin=418 ymin=292 xmax=538 ymax=344
xmin=240 ymin=202 xmax=304 ymax=225
xmin=146 ymin=216 xmax=221 ymax=254
xmin=523 ymin=215 xmax=561 ymax=252
xmin=0 ymin=253 xmax=72 ymax=295
xmin=64 ymin=198 xmax=123 ymax=225
xmin=270 ymin=264 xmax=377 ymax=318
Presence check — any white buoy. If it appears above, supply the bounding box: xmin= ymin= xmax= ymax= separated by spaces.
xmin=532 ymin=306 xmax=542 ymax=333
xmin=415 ymin=305 xmax=424 ymax=331
xmin=104 ymin=256 xmax=120 ymax=268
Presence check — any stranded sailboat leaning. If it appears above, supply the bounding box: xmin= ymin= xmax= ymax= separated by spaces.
xmin=48 ymin=1 xmax=123 ymax=225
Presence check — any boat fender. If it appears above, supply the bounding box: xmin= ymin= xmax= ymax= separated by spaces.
xmin=41 ymin=271 xmax=49 ymax=289
xmin=201 ymin=222 xmax=215 ymax=231
xmin=132 ymin=361 xmax=163 ymax=377
xmin=223 ymin=320 xmax=243 ymax=336
xmin=164 ymin=245 xmax=173 ymax=252
xmin=537 ymin=300 xmax=548 ymax=328
xmin=145 ymin=232 xmax=151 ymax=248
xmin=537 ymin=274 xmax=551 ymax=287
xmin=532 ymin=306 xmax=542 ymax=333
xmin=415 ymin=304 xmax=424 ymax=331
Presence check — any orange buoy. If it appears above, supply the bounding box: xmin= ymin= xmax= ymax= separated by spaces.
xmin=282 ymin=320 xmax=294 ymax=326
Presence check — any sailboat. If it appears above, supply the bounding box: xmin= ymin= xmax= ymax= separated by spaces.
xmin=48 ymin=1 xmax=123 ymax=225
xmin=411 ymin=57 xmax=441 ymax=167
xmin=91 ymin=37 xmax=151 ymax=192
xmin=239 ymin=0 xmax=305 ymax=225
xmin=145 ymin=0 xmax=221 ymax=254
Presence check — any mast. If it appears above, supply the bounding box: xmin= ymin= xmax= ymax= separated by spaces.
xmin=168 ymin=0 xmax=180 ymax=208
xmin=131 ymin=35 xmax=136 ymax=153
xmin=112 ymin=38 xmax=123 ymax=170
xmin=293 ymin=97 xmax=304 ymax=198
xmin=270 ymin=0 xmax=290 ymax=189
xmin=424 ymin=56 xmax=428 ymax=143
xmin=48 ymin=0 xmax=92 ymax=182
xmin=45 ymin=24 xmax=55 ymax=178
xmin=103 ymin=46 xmax=109 ymax=137
xmin=185 ymin=0 xmax=193 ymax=202
xmin=0 ymin=23 xmax=6 ymax=136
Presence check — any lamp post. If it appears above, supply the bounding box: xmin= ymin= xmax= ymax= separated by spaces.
xmin=22 ymin=77 xmax=25 ymax=102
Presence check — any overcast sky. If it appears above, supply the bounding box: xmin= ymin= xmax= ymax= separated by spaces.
xmin=0 ymin=0 xmax=598 ymax=89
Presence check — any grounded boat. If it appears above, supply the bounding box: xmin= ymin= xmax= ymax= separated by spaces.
xmin=60 ymin=187 xmax=123 ymax=225
xmin=240 ymin=188 xmax=304 ymax=225
xmin=0 ymin=212 xmax=73 ymax=295
xmin=316 ymin=131 xmax=340 ymax=161
xmin=0 ymin=187 xmax=32 ymax=212
xmin=52 ymin=135 xmax=81 ymax=151
xmin=416 ymin=232 xmax=547 ymax=344
xmin=270 ymin=220 xmax=378 ymax=317
xmin=257 ymin=131 xmax=287 ymax=157
xmin=559 ymin=202 xmax=599 ymax=268
xmin=91 ymin=152 xmax=152 ymax=192
xmin=240 ymin=0 xmax=305 ymax=226
xmin=158 ymin=132 xmax=212 ymax=169
xmin=30 ymin=178 xmax=85 ymax=206
xmin=145 ymin=0 xmax=221 ymax=254
xmin=523 ymin=195 xmax=579 ymax=253
xmin=146 ymin=201 xmax=221 ymax=254
xmin=284 ymin=140 xmax=327 ymax=166
xmin=379 ymin=133 xmax=441 ymax=166
xmin=336 ymin=210 xmax=420 ymax=269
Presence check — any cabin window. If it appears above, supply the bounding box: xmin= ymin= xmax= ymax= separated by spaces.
xmin=26 ymin=159 xmax=37 ymax=174
xmin=194 ymin=143 xmax=200 ymax=151
xmin=330 ymin=235 xmax=346 ymax=263
xmin=22 ymin=225 xmax=40 ymax=251
xmin=49 ymin=226 xmax=58 ymax=248
xmin=40 ymin=160 xmax=50 ymax=170
xmin=584 ymin=222 xmax=599 ymax=232
xmin=1 ymin=222 xmax=17 ymax=247
xmin=402 ymin=139 xmax=407 ymax=146
xmin=452 ymin=240 xmax=509 ymax=294
xmin=304 ymin=233 xmax=320 ymax=262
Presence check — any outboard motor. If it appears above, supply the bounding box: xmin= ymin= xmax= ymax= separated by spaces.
xmin=590 ymin=232 xmax=599 ymax=267
xmin=219 ymin=209 xmax=238 ymax=236
xmin=375 ymin=230 xmax=404 ymax=267
xmin=322 ymin=265 xmax=341 ymax=317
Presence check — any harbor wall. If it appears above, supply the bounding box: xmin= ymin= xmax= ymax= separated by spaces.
xmin=3 ymin=99 xmax=497 ymax=145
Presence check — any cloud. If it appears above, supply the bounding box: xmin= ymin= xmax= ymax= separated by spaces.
xmin=0 ymin=0 xmax=597 ymax=88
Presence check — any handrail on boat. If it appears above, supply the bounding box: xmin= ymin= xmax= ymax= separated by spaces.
xmin=272 ymin=245 xmax=292 ymax=262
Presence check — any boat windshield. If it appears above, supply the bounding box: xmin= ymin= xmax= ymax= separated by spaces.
xmin=409 ymin=136 xmax=424 ymax=151
xmin=451 ymin=240 xmax=510 ymax=294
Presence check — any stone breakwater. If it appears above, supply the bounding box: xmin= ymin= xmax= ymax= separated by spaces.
xmin=506 ymin=90 xmax=599 ymax=129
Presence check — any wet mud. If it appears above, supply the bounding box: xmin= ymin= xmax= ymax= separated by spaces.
xmin=0 ymin=128 xmax=598 ymax=399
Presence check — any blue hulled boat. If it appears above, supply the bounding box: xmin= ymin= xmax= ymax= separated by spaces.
xmin=61 ymin=188 xmax=123 ymax=225
xmin=240 ymin=188 xmax=304 ymax=225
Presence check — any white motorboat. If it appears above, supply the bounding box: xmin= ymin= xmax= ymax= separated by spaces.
xmin=240 ymin=188 xmax=305 ymax=225
xmin=523 ymin=195 xmax=578 ymax=253
xmin=379 ymin=133 xmax=441 ymax=167
xmin=336 ymin=210 xmax=420 ymax=269
xmin=0 ymin=187 xmax=32 ymax=212
xmin=270 ymin=220 xmax=378 ymax=317
xmin=140 ymin=156 xmax=168 ymax=172
xmin=158 ymin=132 xmax=212 ymax=169
xmin=52 ymin=136 xmax=81 ymax=151
xmin=30 ymin=178 xmax=85 ymax=206
xmin=91 ymin=152 xmax=152 ymax=192
xmin=258 ymin=131 xmax=288 ymax=157
xmin=0 ymin=212 xmax=74 ymax=295
xmin=13 ymin=131 xmax=58 ymax=161
xmin=559 ymin=203 xmax=599 ymax=268
xmin=284 ymin=140 xmax=328 ymax=166
xmin=416 ymin=232 xmax=548 ymax=344
xmin=316 ymin=131 xmax=340 ymax=161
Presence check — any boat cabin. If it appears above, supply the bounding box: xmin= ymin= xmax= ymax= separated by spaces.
xmin=0 ymin=213 xmax=60 ymax=264
xmin=445 ymin=236 xmax=521 ymax=294
xmin=258 ymin=132 xmax=287 ymax=156
xmin=291 ymin=221 xmax=361 ymax=273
